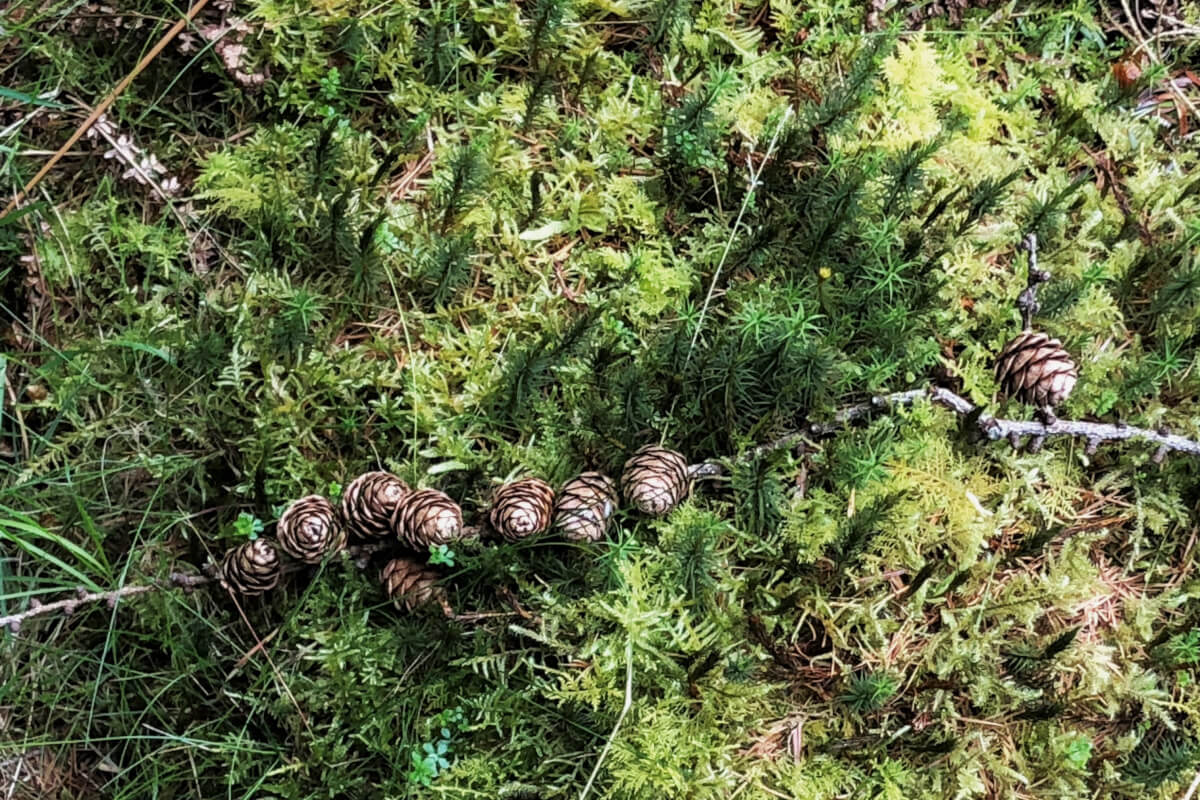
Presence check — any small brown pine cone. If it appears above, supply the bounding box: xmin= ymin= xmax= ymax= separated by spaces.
xmin=221 ymin=538 xmax=282 ymax=597
xmin=622 ymin=445 xmax=689 ymax=516
xmin=394 ymin=489 xmax=464 ymax=550
xmin=554 ymin=472 xmax=618 ymax=542
xmin=277 ymin=495 xmax=345 ymax=563
xmin=994 ymin=330 xmax=1077 ymax=410
xmin=489 ymin=478 xmax=555 ymax=541
xmin=381 ymin=557 xmax=446 ymax=613
xmin=341 ymin=471 xmax=409 ymax=540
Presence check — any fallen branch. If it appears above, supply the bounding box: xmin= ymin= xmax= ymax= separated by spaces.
xmin=0 ymin=572 xmax=211 ymax=633
xmin=9 ymin=384 xmax=1197 ymax=633
xmin=1 ymin=542 xmax=392 ymax=634
xmin=803 ymin=385 xmax=1200 ymax=461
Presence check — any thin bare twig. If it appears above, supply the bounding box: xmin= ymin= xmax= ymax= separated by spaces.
xmin=1181 ymin=768 xmax=1200 ymax=800
xmin=798 ymin=385 xmax=1200 ymax=460
xmin=1 ymin=542 xmax=392 ymax=633
xmin=0 ymin=573 xmax=210 ymax=633
xmin=579 ymin=638 xmax=633 ymax=800
xmin=0 ymin=0 xmax=211 ymax=219
xmin=1016 ymin=233 xmax=1050 ymax=331
xmin=687 ymin=462 xmax=725 ymax=480
xmin=686 ymin=106 xmax=794 ymax=364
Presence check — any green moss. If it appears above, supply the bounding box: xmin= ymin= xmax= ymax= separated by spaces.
xmin=3 ymin=0 xmax=1200 ymax=796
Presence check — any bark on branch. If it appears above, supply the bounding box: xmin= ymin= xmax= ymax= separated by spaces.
xmin=0 ymin=572 xmax=212 ymax=633
xmin=804 ymin=385 xmax=1200 ymax=460
xmin=0 ymin=542 xmax=393 ymax=634
xmin=9 ymin=384 xmax=1197 ymax=633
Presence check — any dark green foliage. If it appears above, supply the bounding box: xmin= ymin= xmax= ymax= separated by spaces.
xmin=434 ymin=138 xmax=491 ymax=235
xmin=648 ymin=0 xmax=692 ymax=48
xmin=841 ymin=672 xmax=899 ymax=713
xmin=1027 ymin=171 xmax=1092 ymax=241
xmin=829 ymin=422 xmax=896 ymax=490
xmin=420 ymin=3 xmax=465 ymax=87
xmin=663 ymin=68 xmax=735 ymax=174
xmin=485 ymin=309 xmax=601 ymax=435
xmin=524 ymin=0 xmax=569 ymax=69
xmin=681 ymin=286 xmax=838 ymax=449
xmin=1150 ymin=263 xmax=1200 ymax=321
xmin=1155 ymin=630 xmax=1200 ymax=668
xmin=416 ymin=230 xmax=475 ymax=305
xmin=520 ymin=0 xmax=570 ymax=132
xmin=808 ymin=34 xmax=896 ymax=132
xmin=1003 ymin=627 xmax=1079 ymax=685
xmin=732 ymin=448 xmax=787 ymax=538
xmin=835 ymin=491 xmax=903 ymax=567
xmin=1124 ymin=735 xmax=1200 ymax=788
xmin=881 ymin=117 xmax=965 ymax=215
xmin=959 ymin=168 xmax=1024 ymax=236
xmin=660 ymin=508 xmax=729 ymax=609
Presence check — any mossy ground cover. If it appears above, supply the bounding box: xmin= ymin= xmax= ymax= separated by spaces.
xmin=2 ymin=1 xmax=1200 ymax=797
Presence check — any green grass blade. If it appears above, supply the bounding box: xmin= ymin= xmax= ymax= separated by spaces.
xmin=0 ymin=510 xmax=110 ymax=590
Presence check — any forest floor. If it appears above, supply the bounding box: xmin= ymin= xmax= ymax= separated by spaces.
xmin=3 ymin=1 xmax=1200 ymax=798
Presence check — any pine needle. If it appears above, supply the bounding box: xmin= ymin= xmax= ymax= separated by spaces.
xmin=579 ymin=638 xmax=633 ymax=800
xmin=686 ymin=106 xmax=793 ymax=363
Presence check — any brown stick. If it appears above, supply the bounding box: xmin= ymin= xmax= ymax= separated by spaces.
xmin=0 ymin=0 xmax=211 ymax=220
xmin=0 ymin=572 xmax=211 ymax=633
xmin=1 ymin=542 xmax=392 ymax=633
xmin=800 ymin=385 xmax=1200 ymax=460
xmin=10 ymin=377 xmax=1199 ymax=633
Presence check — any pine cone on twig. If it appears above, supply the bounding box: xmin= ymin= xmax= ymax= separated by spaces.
xmin=277 ymin=495 xmax=345 ymax=563
xmin=489 ymin=478 xmax=555 ymax=541
xmin=381 ymin=557 xmax=449 ymax=613
xmin=393 ymin=489 xmax=464 ymax=550
xmin=341 ymin=471 xmax=409 ymax=540
xmin=221 ymin=539 xmax=282 ymax=596
xmin=995 ymin=331 xmax=1077 ymax=417
xmin=622 ymin=445 xmax=689 ymax=516
xmin=554 ymin=472 xmax=618 ymax=542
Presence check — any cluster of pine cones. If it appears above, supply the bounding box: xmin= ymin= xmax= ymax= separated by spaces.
xmin=220 ymin=249 xmax=1079 ymax=605
xmin=218 ymin=445 xmax=694 ymax=611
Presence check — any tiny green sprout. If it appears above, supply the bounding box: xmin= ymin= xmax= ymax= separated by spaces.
xmin=434 ymin=706 xmax=466 ymax=731
xmin=429 ymin=544 xmax=456 ymax=567
xmin=375 ymin=223 xmax=400 ymax=254
xmin=1093 ymin=388 xmax=1119 ymax=417
xmin=1064 ymin=734 xmax=1093 ymax=771
xmin=318 ymin=67 xmax=342 ymax=102
xmin=407 ymin=747 xmax=443 ymax=787
xmin=841 ymin=672 xmax=899 ymax=713
xmin=407 ymin=709 xmax=463 ymax=786
xmin=337 ymin=413 xmax=361 ymax=435
xmin=234 ymin=512 xmax=264 ymax=540
xmin=327 ymin=480 xmax=343 ymax=499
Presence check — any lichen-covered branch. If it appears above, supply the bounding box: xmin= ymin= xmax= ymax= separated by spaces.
xmin=1 ymin=542 xmax=394 ymax=634
xmin=10 ymin=385 xmax=1198 ymax=634
xmin=1016 ymin=233 xmax=1049 ymax=332
xmin=0 ymin=572 xmax=211 ymax=633
xmin=802 ymin=385 xmax=1200 ymax=460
